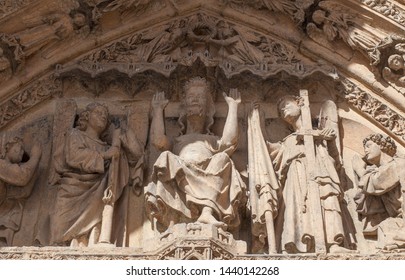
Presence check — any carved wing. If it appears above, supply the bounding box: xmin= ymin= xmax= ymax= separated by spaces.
xmin=48 ymin=100 xmax=77 ymax=186
xmin=318 ymin=100 xmax=342 ymax=168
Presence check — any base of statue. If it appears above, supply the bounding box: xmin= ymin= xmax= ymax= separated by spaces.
xmin=143 ymin=223 xmax=247 ymax=259
xmin=377 ymin=218 xmax=405 ymax=250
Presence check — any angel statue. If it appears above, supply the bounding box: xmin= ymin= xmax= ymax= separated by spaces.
xmin=249 ymin=92 xmax=355 ymax=254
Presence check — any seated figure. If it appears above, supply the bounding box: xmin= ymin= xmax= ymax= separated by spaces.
xmin=145 ymin=77 xmax=246 ymax=231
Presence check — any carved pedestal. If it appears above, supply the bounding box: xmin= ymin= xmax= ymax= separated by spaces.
xmin=143 ymin=223 xmax=247 ymax=260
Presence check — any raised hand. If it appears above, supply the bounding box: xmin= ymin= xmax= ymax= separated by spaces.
xmin=223 ymin=88 xmax=241 ymax=106
xmin=152 ymin=91 xmax=169 ymax=111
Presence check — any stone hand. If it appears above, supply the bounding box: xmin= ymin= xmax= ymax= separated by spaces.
xmin=352 ymin=154 xmax=367 ymax=178
xmin=103 ymin=146 xmax=120 ymax=160
xmin=319 ymin=127 xmax=336 ymax=140
xmin=223 ymin=88 xmax=241 ymax=106
xmin=152 ymin=91 xmax=169 ymax=111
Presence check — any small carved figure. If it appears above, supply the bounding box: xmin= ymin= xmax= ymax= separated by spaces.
xmin=51 ymin=103 xmax=142 ymax=247
xmin=353 ymin=134 xmax=404 ymax=236
xmin=145 ymin=77 xmax=246 ymax=231
xmin=206 ymin=21 xmax=264 ymax=65
xmin=0 ymin=137 xmax=42 ymax=246
xmin=307 ymin=1 xmax=384 ymax=57
xmin=382 ymin=54 xmax=405 ymax=87
xmin=263 ymin=95 xmax=352 ymax=253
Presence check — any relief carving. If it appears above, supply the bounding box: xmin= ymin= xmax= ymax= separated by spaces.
xmin=362 ymin=0 xmax=405 ymax=27
xmin=338 ymin=78 xmax=405 ymax=141
xmin=353 ymin=133 xmax=405 ymax=250
xmin=0 ymin=137 xmax=42 ymax=246
xmin=249 ymin=93 xmax=355 ymax=254
xmin=50 ymin=102 xmax=145 ymax=247
xmin=0 ymin=75 xmax=61 ymax=129
xmin=307 ymin=1 xmax=387 ymax=59
xmin=145 ymin=77 xmax=247 ymax=233
xmin=0 ymin=0 xmax=33 ymax=19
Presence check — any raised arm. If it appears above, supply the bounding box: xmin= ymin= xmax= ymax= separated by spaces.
xmin=220 ymin=89 xmax=241 ymax=148
xmin=150 ymin=92 xmax=171 ymax=151
xmin=0 ymin=143 xmax=42 ymax=187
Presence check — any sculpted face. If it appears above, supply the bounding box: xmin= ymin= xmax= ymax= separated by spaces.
xmin=278 ymin=98 xmax=301 ymax=125
xmin=185 ymin=85 xmax=207 ymax=117
xmin=364 ymin=140 xmax=381 ymax=165
xmin=7 ymin=142 xmax=24 ymax=164
xmin=87 ymin=105 xmax=108 ymax=133
xmin=388 ymin=54 xmax=404 ymax=71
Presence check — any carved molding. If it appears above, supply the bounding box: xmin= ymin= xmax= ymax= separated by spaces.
xmin=0 ymin=0 xmax=33 ymax=19
xmin=0 ymin=75 xmax=62 ymax=128
xmin=361 ymin=0 xmax=405 ymax=27
xmin=338 ymin=77 xmax=405 ymax=141
xmin=54 ymin=13 xmax=338 ymax=96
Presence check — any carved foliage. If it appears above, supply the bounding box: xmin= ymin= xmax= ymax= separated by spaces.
xmin=0 ymin=75 xmax=62 ymax=128
xmin=361 ymin=0 xmax=405 ymax=26
xmin=58 ymin=13 xmax=336 ymax=93
xmin=0 ymin=0 xmax=32 ymax=18
xmin=338 ymin=78 xmax=405 ymax=140
xmin=221 ymin=0 xmax=314 ymax=24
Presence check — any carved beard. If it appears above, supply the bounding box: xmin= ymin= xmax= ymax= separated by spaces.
xmin=186 ymin=104 xmax=206 ymax=117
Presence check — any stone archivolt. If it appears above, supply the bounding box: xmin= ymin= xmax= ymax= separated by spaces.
xmin=0 ymin=0 xmax=404 ymax=259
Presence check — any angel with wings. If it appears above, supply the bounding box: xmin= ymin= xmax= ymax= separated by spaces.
xmin=250 ymin=94 xmax=355 ymax=253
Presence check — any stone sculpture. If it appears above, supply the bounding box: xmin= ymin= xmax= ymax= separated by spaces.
xmin=254 ymin=94 xmax=353 ymax=253
xmin=0 ymin=137 xmax=42 ymax=246
xmin=145 ymin=77 xmax=246 ymax=232
xmin=353 ymin=134 xmax=404 ymax=238
xmin=50 ymin=102 xmax=143 ymax=247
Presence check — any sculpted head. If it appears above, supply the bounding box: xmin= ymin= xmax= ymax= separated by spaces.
xmin=387 ymin=54 xmax=404 ymax=71
xmin=77 ymin=103 xmax=109 ymax=134
xmin=312 ymin=10 xmax=326 ymax=25
xmin=277 ymin=95 xmax=303 ymax=125
xmin=5 ymin=137 xmax=24 ymax=164
xmin=363 ymin=133 xmax=396 ymax=164
xmin=178 ymin=77 xmax=215 ymax=134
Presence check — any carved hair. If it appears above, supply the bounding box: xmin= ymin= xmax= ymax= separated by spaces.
xmin=178 ymin=77 xmax=215 ymax=135
xmin=77 ymin=102 xmax=109 ymax=131
xmin=387 ymin=54 xmax=404 ymax=71
xmin=276 ymin=95 xmax=304 ymax=117
xmin=363 ymin=133 xmax=397 ymax=157
xmin=1 ymin=137 xmax=23 ymax=159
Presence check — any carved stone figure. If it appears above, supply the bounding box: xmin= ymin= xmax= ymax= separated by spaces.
xmin=263 ymin=95 xmax=352 ymax=253
xmin=0 ymin=137 xmax=42 ymax=246
xmin=307 ymin=1 xmax=385 ymax=58
xmin=145 ymin=77 xmax=246 ymax=231
xmin=353 ymin=134 xmax=404 ymax=237
xmin=50 ymin=103 xmax=143 ymax=247
xmin=206 ymin=20 xmax=264 ymax=65
xmin=382 ymin=53 xmax=405 ymax=87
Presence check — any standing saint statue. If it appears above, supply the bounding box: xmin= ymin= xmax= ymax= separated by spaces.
xmin=51 ymin=103 xmax=143 ymax=247
xmin=145 ymin=77 xmax=246 ymax=231
xmin=258 ymin=95 xmax=353 ymax=253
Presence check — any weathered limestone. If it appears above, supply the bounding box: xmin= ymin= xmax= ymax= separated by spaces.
xmin=0 ymin=0 xmax=404 ymax=259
